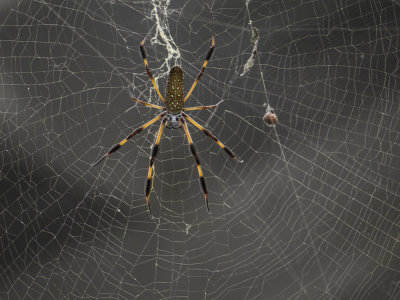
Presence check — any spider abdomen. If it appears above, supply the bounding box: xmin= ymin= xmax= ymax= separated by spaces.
xmin=166 ymin=66 xmax=184 ymax=114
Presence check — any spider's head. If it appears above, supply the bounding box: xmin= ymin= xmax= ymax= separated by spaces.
xmin=165 ymin=113 xmax=183 ymax=129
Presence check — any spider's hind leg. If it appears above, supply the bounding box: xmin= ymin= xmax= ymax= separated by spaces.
xmin=140 ymin=39 xmax=166 ymax=104
xmin=184 ymin=36 xmax=215 ymax=103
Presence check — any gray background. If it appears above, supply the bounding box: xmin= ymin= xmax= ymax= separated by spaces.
xmin=1 ymin=0 xmax=400 ymax=299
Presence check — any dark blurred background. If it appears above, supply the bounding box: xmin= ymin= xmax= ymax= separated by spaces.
xmin=1 ymin=0 xmax=400 ymax=299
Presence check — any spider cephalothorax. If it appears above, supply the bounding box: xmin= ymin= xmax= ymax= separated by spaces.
xmin=94 ymin=36 xmax=242 ymax=218
xmin=165 ymin=113 xmax=183 ymax=129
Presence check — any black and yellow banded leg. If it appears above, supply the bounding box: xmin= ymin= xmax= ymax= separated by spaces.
xmin=184 ymin=36 xmax=215 ymax=103
xmin=145 ymin=118 xmax=166 ymax=218
xmin=130 ymin=96 xmax=165 ymax=110
xmin=182 ymin=118 xmax=210 ymax=213
xmin=93 ymin=112 xmax=166 ymax=166
xmin=183 ymin=104 xmax=218 ymax=111
xmin=140 ymin=39 xmax=166 ymax=104
xmin=182 ymin=112 xmax=243 ymax=163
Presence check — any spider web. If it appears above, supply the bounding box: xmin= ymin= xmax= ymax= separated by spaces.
xmin=1 ymin=0 xmax=400 ymax=299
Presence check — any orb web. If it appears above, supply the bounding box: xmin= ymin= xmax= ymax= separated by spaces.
xmin=1 ymin=0 xmax=400 ymax=299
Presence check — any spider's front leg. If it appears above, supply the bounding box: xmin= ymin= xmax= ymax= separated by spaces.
xmin=182 ymin=112 xmax=243 ymax=163
xmin=93 ymin=112 xmax=166 ymax=166
xmin=182 ymin=118 xmax=210 ymax=213
xmin=145 ymin=117 xmax=167 ymax=218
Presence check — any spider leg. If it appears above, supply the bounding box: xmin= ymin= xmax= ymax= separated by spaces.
xmin=130 ymin=96 xmax=165 ymax=110
xmin=182 ymin=118 xmax=210 ymax=213
xmin=183 ymin=100 xmax=223 ymax=111
xmin=93 ymin=112 xmax=166 ymax=166
xmin=145 ymin=117 xmax=167 ymax=218
xmin=182 ymin=112 xmax=243 ymax=163
xmin=140 ymin=39 xmax=166 ymax=103
xmin=184 ymin=36 xmax=215 ymax=103
xmin=183 ymin=104 xmax=218 ymax=111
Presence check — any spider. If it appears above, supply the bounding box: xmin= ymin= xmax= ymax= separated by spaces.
xmin=93 ymin=36 xmax=243 ymax=218
xmin=263 ymin=107 xmax=278 ymax=127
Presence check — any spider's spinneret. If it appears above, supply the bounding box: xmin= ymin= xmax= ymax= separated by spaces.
xmin=165 ymin=66 xmax=184 ymax=114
